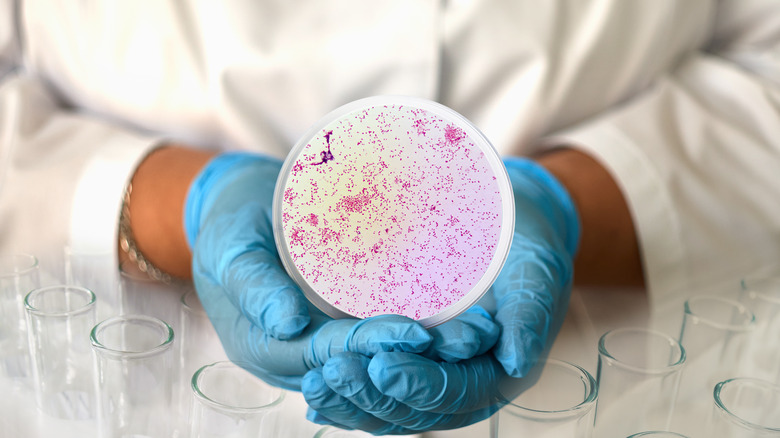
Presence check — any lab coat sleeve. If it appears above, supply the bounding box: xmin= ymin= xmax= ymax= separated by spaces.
xmin=0 ymin=0 xmax=19 ymax=81
xmin=545 ymin=17 xmax=780 ymax=305
xmin=0 ymin=71 xmax=161 ymax=268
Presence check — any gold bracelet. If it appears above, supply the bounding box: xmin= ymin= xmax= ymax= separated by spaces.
xmin=118 ymin=183 xmax=177 ymax=284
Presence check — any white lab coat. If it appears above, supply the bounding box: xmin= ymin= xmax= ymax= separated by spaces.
xmin=1 ymin=0 xmax=780 ymax=307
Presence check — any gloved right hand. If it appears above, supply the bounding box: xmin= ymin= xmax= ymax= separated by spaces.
xmin=184 ymin=152 xmax=498 ymax=390
xmin=301 ymin=157 xmax=579 ymax=433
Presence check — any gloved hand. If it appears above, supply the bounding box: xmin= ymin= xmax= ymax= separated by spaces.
xmin=184 ymin=152 xmax=500 ymax=389
xmin=302 ymin=157 xmax=579 ymax=433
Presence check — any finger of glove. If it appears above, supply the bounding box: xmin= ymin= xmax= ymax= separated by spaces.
xmin=227 ymin=248 xmax=310 ymax=340
xmin=193 ymin=274 xmax=312 ymax=389
xmin=423 ymin=321 xmax=479 ymax=363
xmin=322 ymin=353 xmax=423 ymax=428
xmin=424 ymin=306 xmax=499 ymax=362
xmin=367 ymin=352 xmax=503 ymax=414
xmin=320 ymin=352 xmax=492 ymax=432
xmin=456 ymin=306 xmax=500 ymax=356
xmin=195 ymin=203 xmax=310 ymax=340
xmin=491 ymin=244 xmax=569 ymax=377
xmin=302 ymin=367 xmax=413 ymax=435
xmin=309 ymin=316 xmax=432 ymax=368
xmin=493 ymin=291 xmax=551 ymax=378
xmin=192 ymin=292 xmax=432 ymax=381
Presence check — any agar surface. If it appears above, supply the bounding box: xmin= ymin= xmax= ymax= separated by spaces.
xmin=281 ymin=105 xmax=503 ymax=320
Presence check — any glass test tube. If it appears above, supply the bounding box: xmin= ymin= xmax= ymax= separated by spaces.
xmin=118 ymin=260 xmax=182 ymax=330
xmin=739 ymin=275 xmax=780 ymax=384
xmin=313 ymin=426 xmax=376 ymax=437
xmin=64 ymin=246 xmax=120 ymax=319
xmin=189 ymin=361 xmax=285 ymax=438
xmin=177 ymin=290 xmax=228 ymax=434
xmin=594 ymin=327 xmax=686 ymax=438
xmin=710 ymin=377 xmax=780 ymax=437
xmin=25 ymin=285 xmax=97 ymax=420
xmin=491 ymin=359 xmax=598 ymax=438
xmin=91 ymin=315 xmax=175 ymax=438
xmin=0 ymin=253 xmax=40 ymax=380
xmin=672 ymin=296 xmax=755 ymax=435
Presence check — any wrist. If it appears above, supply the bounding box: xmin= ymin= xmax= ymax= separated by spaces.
xmin=502 ymin=156 xmax=581 ymax=258
xmin=122 ymin=145 xmax=216 ymax=280
xmin=184 ymin=152 xmax=282 ymax=249
xmin=535 ymin=148 xmax=645 ymax=288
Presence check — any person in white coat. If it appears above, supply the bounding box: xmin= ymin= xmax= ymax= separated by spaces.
xmin=1 ymin=0 xmax=779 ymax=434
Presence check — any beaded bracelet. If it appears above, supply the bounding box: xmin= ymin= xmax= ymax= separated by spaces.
xmin=118 ymin=183 xmax=177 ymax=284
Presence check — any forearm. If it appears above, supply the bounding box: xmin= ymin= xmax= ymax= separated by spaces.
xmin=122 ymin=145 xmax=216 ymax=279
xmin=536 ymin=148 xmax=645 ymax=288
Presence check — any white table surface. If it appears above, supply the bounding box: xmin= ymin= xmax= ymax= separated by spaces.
xmin=1 ymin=255 xmax=723 ymax=438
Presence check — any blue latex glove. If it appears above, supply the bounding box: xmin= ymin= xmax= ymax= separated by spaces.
xmin=185 ymin=152 xmax=499 ymax=389
xmin=186 ymin=153 xmax=432 ymax=388
xmin=302 ymin=157 xmax=579 ymax=432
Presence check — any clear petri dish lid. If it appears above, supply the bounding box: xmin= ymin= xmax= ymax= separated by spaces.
xmin=273 ymin=96 xmax=514 ymax=327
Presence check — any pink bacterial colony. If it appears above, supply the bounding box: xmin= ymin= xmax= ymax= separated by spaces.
xmin=281 ymin=104 xmax=503 ymax=320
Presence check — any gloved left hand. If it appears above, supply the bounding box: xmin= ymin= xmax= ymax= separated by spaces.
xmin=301 ymin=157 xmax=579 ymax=433
xmin=186 ymin=152 xmax=439 ymax=389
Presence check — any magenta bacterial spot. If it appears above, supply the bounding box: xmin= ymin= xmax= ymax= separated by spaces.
xmin=276 ymin=98 xmax=511 ymax=325
xmin=444 ymin=124 xmax=466 ymax=146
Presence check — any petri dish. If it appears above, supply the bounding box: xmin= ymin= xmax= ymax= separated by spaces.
xmin=273 ymin=96 xmax=514 ymax=327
